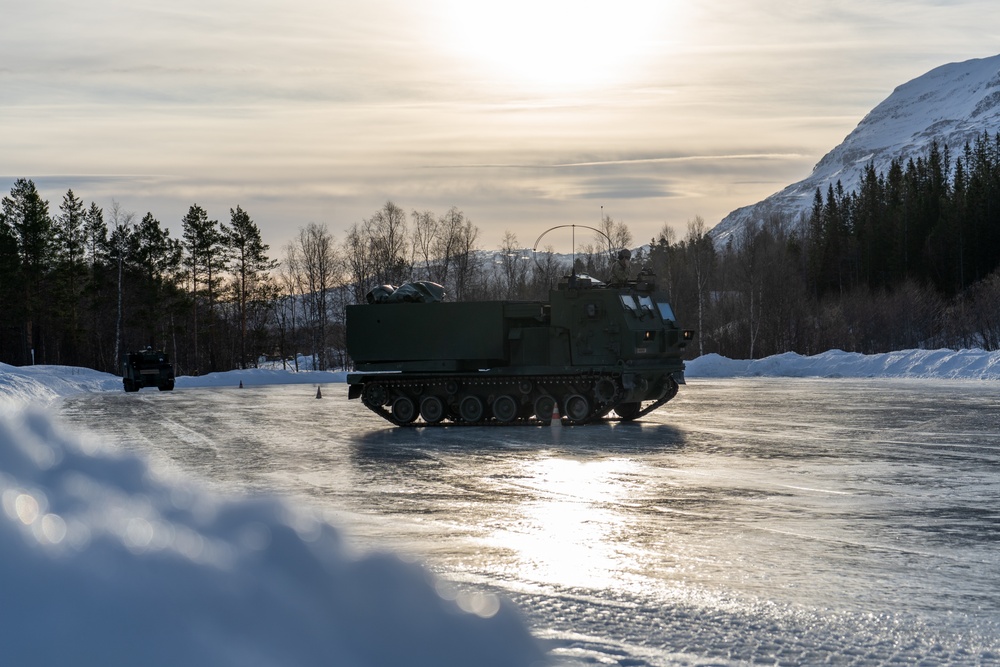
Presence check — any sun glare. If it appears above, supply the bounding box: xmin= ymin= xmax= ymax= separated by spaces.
xmin=489 ymin=456 xmax=642 ymax=589
xmin=443 ymin=0 xmax=676 ymax=91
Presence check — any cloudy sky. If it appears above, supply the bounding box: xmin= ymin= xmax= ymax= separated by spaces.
xmin=2 ymin=0 xmax=999 ymax=253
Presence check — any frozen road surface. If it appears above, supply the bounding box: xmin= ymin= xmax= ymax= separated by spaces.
xmin=58 ymin=378 xmax=1000 ymax=666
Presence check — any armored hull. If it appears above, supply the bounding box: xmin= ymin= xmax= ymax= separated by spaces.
xmin=346 ymin=275 xmax=693 ymax=425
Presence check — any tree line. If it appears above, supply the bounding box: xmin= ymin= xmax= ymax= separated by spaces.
xmin=648 ymin=131 xmax=1000 ymax=358
xmin=2 ymin=131 xmax=998 ymax=375
xmin=0 ymin=189 xmax=579 ymax=374
xmin=807 ymin=132 xmax=1000 ymax=297
xmin=0 ymin=182 xmax=281 ymax=374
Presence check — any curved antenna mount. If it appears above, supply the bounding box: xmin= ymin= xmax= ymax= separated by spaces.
xmin=532 ymin=224 xmax=615 ymax=276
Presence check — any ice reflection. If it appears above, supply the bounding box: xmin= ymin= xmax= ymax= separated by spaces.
xmin=55 ymin=381 xmax=1000 ymax=665
xmin=492 ymin=456 xmax=639 ymax=589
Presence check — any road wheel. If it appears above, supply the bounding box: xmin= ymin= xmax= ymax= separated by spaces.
xmin=564 ymin=394 xmax=591 ymax=422
xmin=420 ymin=396 xmax=445 ymax=424
xmin=533 ymin=395 xmax=556 ymax=422
xmin=391 ymin=396 xmax=417 ymax=424
xmin=458 ymin=395 xmax=484 ymax=422
xmin=492 ymin=395 xmax=518 ymax=423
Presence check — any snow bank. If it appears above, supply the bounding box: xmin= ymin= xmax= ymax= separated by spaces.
xmin=685 ymin=348 xmax=1000 ymax=380
xmin=0 ymin=408 xmax=544 ymax=667
xmin=0 ymin=362 xmax=122 ymax=409
xmin=0 ymin=362 xmax=346 ymax=410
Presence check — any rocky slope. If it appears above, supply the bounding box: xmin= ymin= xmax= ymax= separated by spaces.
xmin=710 ymin=54 xmax=1000 ymax=243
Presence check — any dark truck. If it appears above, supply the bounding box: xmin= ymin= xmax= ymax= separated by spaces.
xmin=122 ymin=347 xmax=175 ymax=392
xmin=345 ymin=272 xmax=694 ymax=426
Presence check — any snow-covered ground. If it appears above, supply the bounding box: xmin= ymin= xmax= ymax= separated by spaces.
xmin=3 ymin=348 xmax=998 ymax=410
xmin=1 ymin=347 xmax=998 ymax=666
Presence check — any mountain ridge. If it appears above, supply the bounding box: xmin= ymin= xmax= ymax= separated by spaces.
xmin=709 ymin=54 xmax=1000 ymax=243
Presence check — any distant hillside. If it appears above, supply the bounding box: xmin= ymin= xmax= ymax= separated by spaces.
xmin=710 ymin=53 xmax=1000 ymax=243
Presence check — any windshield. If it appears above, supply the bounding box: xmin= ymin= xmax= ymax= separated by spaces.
xmin=620 ymin=295 xmax=638 ymax=313
xmin=656 ymin=302 xmax=676 ymax=322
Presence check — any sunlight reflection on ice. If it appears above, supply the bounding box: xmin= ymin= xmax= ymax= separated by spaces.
xmin=492 ymin=455 xmax=640 ymax=590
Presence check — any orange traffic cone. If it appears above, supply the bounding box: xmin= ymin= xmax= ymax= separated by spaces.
xmin=551 ymin=403 xmax=562 ymax=427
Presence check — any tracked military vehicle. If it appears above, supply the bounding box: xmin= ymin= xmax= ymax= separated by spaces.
xmin=122 ymin=347 xmax=175 ymax=392
xmin=345 ymin=271 xmax=694 ymax=426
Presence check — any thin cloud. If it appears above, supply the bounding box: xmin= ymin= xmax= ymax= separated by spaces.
xmin=2 ymin=0 xmax=999 ymax=249
xmin=420 ymin=154 xmax=806 ymax=170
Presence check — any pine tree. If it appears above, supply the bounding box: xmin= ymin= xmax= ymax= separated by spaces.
xmin=182 ymin=204 xmax=225 ymax=373
xmin=225 ymin=206 xmax=277 ymax=369
xmin=55 ymin=190 xmax=87 ymax=266
xmin=1 ymin=179 xmax=54 ymax=363
xmin=51 ymin=189 xmax=89 ymax=363
xmin=81 ymin=202 xmax=113 ymax=370
xmin=131 ymin=212 xmax=183 ymax=351
xmin=0 ymin=209 xmax=21 ymax=363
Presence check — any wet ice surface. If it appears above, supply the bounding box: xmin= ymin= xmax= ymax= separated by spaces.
xmin=58 ymin=378 xmax=1000 ymax=666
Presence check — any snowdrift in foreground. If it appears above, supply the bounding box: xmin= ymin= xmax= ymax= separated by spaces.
xmin=685 ymin=348 xmax=1000 ymax=380
xmin=1 ymin=348 xmax=996 ymax=667
xmin=0 ymin=408 xmax=544 ymax=667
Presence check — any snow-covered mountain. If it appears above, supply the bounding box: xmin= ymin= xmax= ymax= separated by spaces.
xmin=710 ymin=53 xmax=1000 ymax=243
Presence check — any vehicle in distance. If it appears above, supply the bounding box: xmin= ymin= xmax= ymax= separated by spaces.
xmin=122 ymin=347 xmax=175 ymax=392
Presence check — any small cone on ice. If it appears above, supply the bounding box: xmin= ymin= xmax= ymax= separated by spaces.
xmin=239 ymin=380 xmax=243 ymax=388
xmin=316 ymin=386 xmax=323 ymax=399
xmin=551 ymin=404 xmax=561 ymax=427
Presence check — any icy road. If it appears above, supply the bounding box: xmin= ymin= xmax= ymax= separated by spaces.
xmin=58 ymin=378 xmax=1000 ymax=666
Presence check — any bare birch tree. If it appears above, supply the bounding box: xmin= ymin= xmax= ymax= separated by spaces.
xmin=686 ymin=216 xmax=715 ymax=357
xmin=108 ymin=200 xmax=135 ymax=371
xmin=296 ymin=223 xmax=340 ymax=370
xmin=276 ymin=241 xmax=303 ymax=370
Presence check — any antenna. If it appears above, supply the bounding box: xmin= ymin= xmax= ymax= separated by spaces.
xmin=600 ymin=206 xmax=613 ymax=258
xmin=532 ymin=224 xmax=615 ymax=283
xmin=572 ymin=224 xmax=576 ymax=277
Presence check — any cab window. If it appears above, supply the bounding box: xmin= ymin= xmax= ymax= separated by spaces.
xmin=656 ymin=302 xmax=676 ymax=322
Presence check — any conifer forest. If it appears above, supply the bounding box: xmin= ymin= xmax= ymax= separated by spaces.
xmin=2 ymin=132 xmax=999 ymax=375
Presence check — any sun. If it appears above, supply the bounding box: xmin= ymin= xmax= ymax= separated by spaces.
xmin=442 ymin=0 xmax=675 ymax=91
